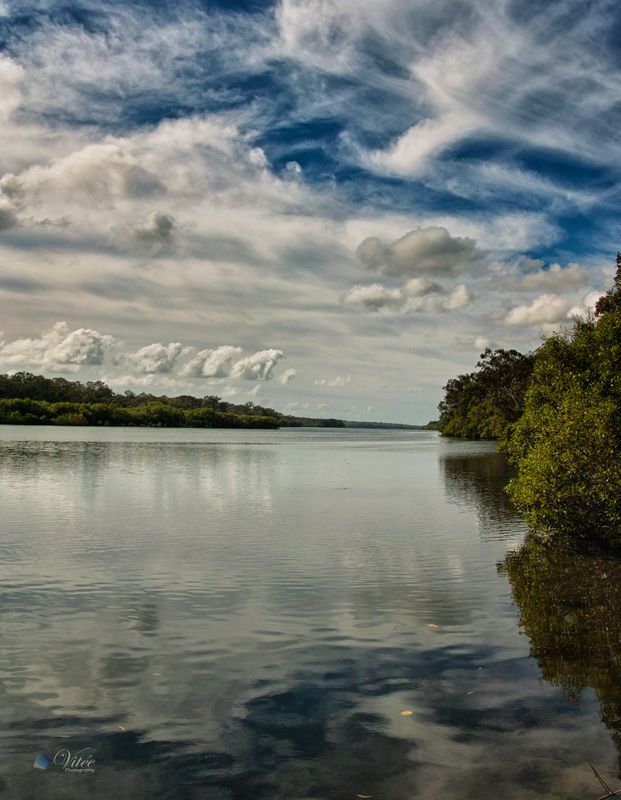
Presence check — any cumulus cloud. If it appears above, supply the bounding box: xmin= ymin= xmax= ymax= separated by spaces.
xmin=1 ymin=142 xmax=164 ymax=206
xmin=356 ymin=227 xmax=480 ymax=277
xmin=438 ymin=284 xmax=470 ymax=311
xmin=279 ymin=368 xmax=297 ymax=384
xmin=512 ymin=261 xmax=591 ymax=292
xmin=231 ymin=349 xmax=286 ymax=381
xmin=180 ymin=346 xmax=243 ymax=379
xmin=178 ymin=346 xmax=286 ymax=382
xmin=121 ymin=342 xmax=183 ymax=374
xmin=315 ymin=374 xmax=351 ymax=387
xmin=505 ymin=294 xmax=572 ymax=327
xmin=567 ymin=290 xmax=602 ymax=320
xmin=344 ymin=283 xmax=406 ymax=312
xmin=402 ymin=277 xmax=445 ymax=297
xmin=344 ymin=280 xmax=470 ymax=313
xmin=0 ymin=322 xmax=112 ymax=370
xmin=130 ymin=211 xmax=176 ymax=246
xmin=0 ymin=320 xmax=293 ymax=391
xmin=282 ymin=161 xmax=303 ymax=181
xmin=506 ymin=288 xmax=603 ymax=328
xmin=0 ymin=197 xmax=17 ymax=230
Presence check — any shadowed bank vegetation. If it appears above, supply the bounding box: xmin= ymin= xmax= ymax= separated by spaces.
xmin=438 ymin=255 xmax=621 ymax=545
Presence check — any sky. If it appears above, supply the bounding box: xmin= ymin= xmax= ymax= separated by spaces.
xmin=0 ymin=0 xmax=619 ymax=423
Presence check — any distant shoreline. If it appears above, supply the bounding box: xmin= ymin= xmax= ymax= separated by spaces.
xmin=0 ymin=372 xmax=426 ymax=431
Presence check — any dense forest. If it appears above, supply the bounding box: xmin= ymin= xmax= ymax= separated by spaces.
xmin=0 ymin=373 xmax=321 ymax=429
xmin=437 ymin=254 xmax=621 ymax=545
xmin=437 ymin=348 xmax=535 ymax=439
xmin=0 ymin=372 xmax=419 ymax=430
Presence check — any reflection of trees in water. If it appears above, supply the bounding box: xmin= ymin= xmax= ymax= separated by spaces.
xmin=501 ymin=536 xmax=621 ymax=776
xmin=440 ymin=448 xmax=521 ymax=536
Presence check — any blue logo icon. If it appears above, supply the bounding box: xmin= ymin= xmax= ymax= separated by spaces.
xmin=33 ymin=754 xmax=50 ymax=770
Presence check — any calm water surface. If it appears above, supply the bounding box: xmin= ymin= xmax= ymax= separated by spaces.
xmin=0 ymin=426 xmax=620 ymax=799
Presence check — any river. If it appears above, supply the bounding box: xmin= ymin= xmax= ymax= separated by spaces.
xmin=0 ymin=426 xmax=619 ymax=799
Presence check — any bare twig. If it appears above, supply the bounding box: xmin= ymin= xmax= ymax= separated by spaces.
xmin=588 ymin=762 xmax=621 ymax=800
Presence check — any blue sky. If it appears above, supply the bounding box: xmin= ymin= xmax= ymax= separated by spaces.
xmin=0 ymin=0 xmax=618 ymax=422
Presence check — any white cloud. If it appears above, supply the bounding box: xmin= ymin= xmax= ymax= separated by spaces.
xmin=0 ymin=55 xmax=23 ymax=122
xmin=102 ymin=372 xmax=181 ymax=390
xmin=1 ymin=142 xmax=163 ymax=206
xmin=402 ymin=277 xmax=444 ymax=297
xmin=513 ymin=262 xmax=591 ymax=292
xmin=474 ymin=335 xmax=490 ymax=350
xmin=443 ymin=284 xmax=470 ymax=311
xmin=505 ymin=294 xmax=572 ymax=327
xmin=315 ymin=374 xmax=351 ymax=387
xmin=0 ymin=196 xmax=17 ymax=230
xmin=180 ymin=346 xmax=243 ymax=379
xmin=277 ymin=0 xmax=365 ymax=71
xmin=231 ymin=349 xmax=286 ymax=381
xmin=130 ymin=212 xmax=176 ymax=246
xmin=356 ymin=227 xmax=480 ymax=277
xmin=409 ymin=283 xmax=470 ymax=312
xmin=112 ymin=339 xmax=289 ymax=385
xmin=356 ymin=11 xmax=502 ymax=177
xmin=344 ymin=283 xmax=406 ymax=312
xmin=344 ymin=279 xmax=470 ymax=313
xmin=121 ymin=342 xmax=183 ymax=374
xmin=279 ymin=368 xmax=297 ymax=384
xmin=367 ymin=111 xmax=478 ymax=178
xmin=567 ymin=290 xmax=602 ymax=320
xmin=0 ymin=322 xmax=112 ymax=370
xmin=282 ymin=161 xmax=303 ymax=181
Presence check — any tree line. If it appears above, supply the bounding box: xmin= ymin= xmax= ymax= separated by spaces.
xmin=0 ymin=373 xmax=339 ymax=429
xmin=437 ymin=254 xmax=621 ymax=545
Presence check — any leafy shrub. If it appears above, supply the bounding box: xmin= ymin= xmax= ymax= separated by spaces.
xmin=502 ymin=266 xmax=621 ymax=545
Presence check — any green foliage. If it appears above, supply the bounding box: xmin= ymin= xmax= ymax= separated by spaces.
xmin=595 ymin=252 xmax=621 ymax=316
xmin=438 ymin=348 xmax=535 ymax=439
xmin=0 ymin=372 xmax=114 ymax=403
xmin=502 ymin=260 xmax=621 ymax=544
xmin=0 ymin=396 xmax=281 ymax=429
xmin=0 ymin=373 xmax=354 ymax=429
xmin=436 ymin=254 xmax=621 ymax=543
